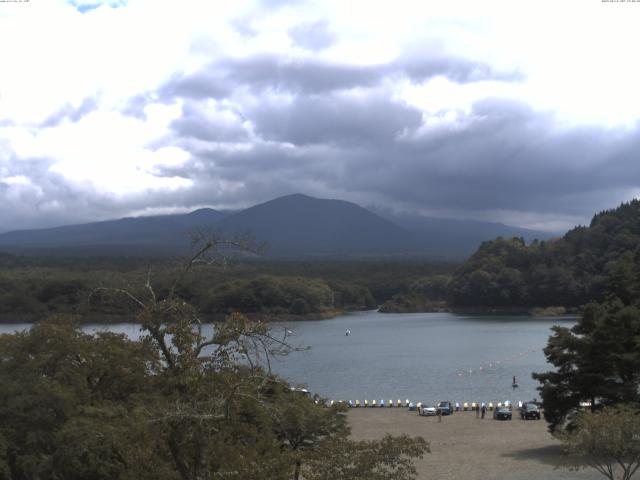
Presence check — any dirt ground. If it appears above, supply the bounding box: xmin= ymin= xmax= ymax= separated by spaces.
xmin=348 ymin=408 xmax=602 ymax=480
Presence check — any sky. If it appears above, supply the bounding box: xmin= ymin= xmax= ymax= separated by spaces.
xmin=1 ymin=0 xmax=640 ymax=233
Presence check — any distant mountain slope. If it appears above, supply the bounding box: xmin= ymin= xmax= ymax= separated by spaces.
xmin=0 ymin=208 xmax=227 ymax=250
xmin=448 ymin=199 xmax=640 ymax=308
xmin=0 ymin=193 xmax=561 ymax=258
xmin=377 ymin=210 xmax=554 ymax=257
xmin=217 ymin=194 xmax=420 ymax=256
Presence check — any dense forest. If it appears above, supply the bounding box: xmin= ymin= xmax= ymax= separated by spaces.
xmin=0 ymin=254 xmax=455 ymax=322
xmin=0 ymin=239 xmax=429 ymax=479
xmin=448 ymin=200 xmax=640 ymax=309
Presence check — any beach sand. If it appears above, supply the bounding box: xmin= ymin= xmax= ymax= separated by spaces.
xmin=348 ymin=408 xmax=602 ymax=480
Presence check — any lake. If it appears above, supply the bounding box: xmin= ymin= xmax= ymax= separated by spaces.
xmin=0 ymin=311 xmax=575 ymax=406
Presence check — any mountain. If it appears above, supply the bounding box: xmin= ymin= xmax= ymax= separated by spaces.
xmin=376 ymin=210 xmax=554 ymax=257
xmin=0 ymin=193 xmax=558 ymax=258
xmin=0 ymin=208 xmax=228 ymax=254
xmin=216 ymin=194 xmax=419 ymax=256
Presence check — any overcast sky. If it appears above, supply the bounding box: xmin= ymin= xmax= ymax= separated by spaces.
xmin=1 ymin=0 xmax=639 ymax=233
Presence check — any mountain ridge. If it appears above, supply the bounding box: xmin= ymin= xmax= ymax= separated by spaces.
xmin=0 ymin=194 xmax=555 ymax=258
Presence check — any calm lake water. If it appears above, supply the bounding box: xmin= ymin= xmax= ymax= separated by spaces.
xmin=0 ymin=311 xmax=575 ymax=406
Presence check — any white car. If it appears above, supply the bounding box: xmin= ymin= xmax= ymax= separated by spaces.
xmin=419 ymin=404 xmax=437 ymax=416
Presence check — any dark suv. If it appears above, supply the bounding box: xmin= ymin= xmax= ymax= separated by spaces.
xmin=437 ymin=401 xmax=453 ymax=415
xmin=520 ymin=403 xmax=541 ymax=420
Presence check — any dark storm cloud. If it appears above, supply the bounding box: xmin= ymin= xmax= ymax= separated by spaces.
xmin=159 ymin=70 xmax=231 ymax=102
xmin=157 ymin=89 xmax=640 ymax=226
xmin=334 ymin=98 xmax=640 ymax=217
xmin=288 ymin=20 xmax=336 ymax=51
xmin=5 ymin=44 xmax=637 ymax=233
xmin=248 ymin=93 xmax=422 ymax=146
xmin=41 ymin=96 xmax=99 ymax=127
xmin=159 ymin=53 xmax=518 ymax=102
xmin=169 ymin=101 xmax=248 ymax=143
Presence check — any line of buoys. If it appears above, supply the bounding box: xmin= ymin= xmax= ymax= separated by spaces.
xmin=342 ymin=399 xmax=531 ymax=411
xmin=456 ymin=348 xmax=539 ymax=377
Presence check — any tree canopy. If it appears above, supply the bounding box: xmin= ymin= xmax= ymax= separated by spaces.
xmin=533 ymin=299 xmax=640 ymax=432
xmin=0 ymin=238 xmax=429 ymax=479
xmin=449 ymin=200 xmax=640 ymax=308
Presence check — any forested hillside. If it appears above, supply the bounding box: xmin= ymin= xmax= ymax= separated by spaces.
xmin=448 ymin=200 xmax=640 ymax=308
xmin=0 ymin=256 xmax=453 ymax=321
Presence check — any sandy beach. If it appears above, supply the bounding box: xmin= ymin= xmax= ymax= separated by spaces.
xmin=348 ymin=408 xmax=602 ymax=480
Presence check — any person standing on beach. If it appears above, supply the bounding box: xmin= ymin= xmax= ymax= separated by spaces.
xmin=476 ymin=403 xmax=480 ymax=418
xmin=481 ymin=403 xmax=486 ymax=419
xmin=437 ymin=408 xmax=442 ymax=423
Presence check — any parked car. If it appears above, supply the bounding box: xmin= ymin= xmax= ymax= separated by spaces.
xmin=437 ymin=401 xmax=453 ymax=415
xmin=520 ymin=403 xmax=541 ymax=420
xmin=493 ymin=406 xmax=512 ymax=420
xmin=419 ymin=404 xmax=437 ymax=416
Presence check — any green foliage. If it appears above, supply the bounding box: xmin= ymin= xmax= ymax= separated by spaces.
xmin=559 ymin=405 xmax=640 ymax=480
xmin=0 ymin=315 xmax=164 ymax=480
xmin=304 ymin=434 xmax=430 ymax=480
xmin=0 ymin=256 xmax=455 ymax=321
xmin=450 ymin=200 xmax=640 ymax=308
xmin=205 ymin=275 xmax=335 ymax=316
xmin=0 ymin=243 xmax=429 ymax=479
xmin=379 ymin=275 xmax=450 ymax=313
xmin=533 ymin=300 xmax=640 ymax=432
